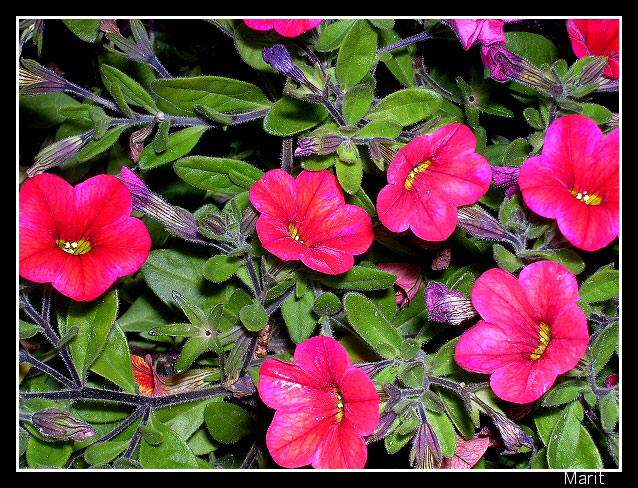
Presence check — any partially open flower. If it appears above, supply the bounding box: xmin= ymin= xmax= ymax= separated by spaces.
xmin=446 ymin=19 xmax=519 ymax=50
xmin=258 ymin=335 xmax=380 ymax=469
xmin=20 ymin=173 xmax=151 ymax=301
xmin=19 ymin=58 xmax=69 ymax=95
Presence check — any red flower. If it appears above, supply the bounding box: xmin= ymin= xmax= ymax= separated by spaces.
xmin=19 ymin=173 xmax=151 ymax=301
xmin=567 ymin=19 xmax=619 ymax=79
xmin=249 ymin=169 xmax=374 ymax=275
xmin=454 ymin=261 xmax=589 ymax=404
xmin=258 ymin=336 xmax=380 ymax=469
xmin=376 ymin=124 xmax=492 ymax=241
xmin=518 ymin=114 xmax=619 ymax=251
xmin=244 ymin=19 xmax=322 ymax=38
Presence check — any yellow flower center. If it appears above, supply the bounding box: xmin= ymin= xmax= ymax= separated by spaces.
xmin=335 ymin=388 xmax=344 ymax=423
xmin=404 ymin=160 xmax=432 ymax=190
xmin=57 ymin=239 xmax=91 ymax=255
xmin=570 ymin=189 xmax=602 ymax=206
xmin=288 ymin=223 xmax=305 ymax=245
xmin=530 ymin=322 xmax=551 ymax=360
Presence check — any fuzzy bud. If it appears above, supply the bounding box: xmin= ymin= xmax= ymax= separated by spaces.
xmin=294 ymin=134 xmax=343 ymax=157
xmin=489 ymin=409 xmax=535 ymax=455
xmin=262 ymin=44 xmax=320 ymax=94
xmin=27 ymin=131 xmax=93 ymax=177
xmin=410 ymin=405 xmax=442 ymax=469
xmin=457 ymin=204 xmax=507 ymax=241
xmin=425 ymin=281 xmax=477 ymax=325
xmin=31 ymin=408 xmax=96 ymax=441
xmin=19 ymin=59 xmax=69 ymax=96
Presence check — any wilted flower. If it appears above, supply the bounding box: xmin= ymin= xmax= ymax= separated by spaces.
xmin=244 ymin=19 xmax=323 ymax=38
xmin=377 ymin=262 xmax=426 ymax=307
xmin=132 ymin=354 xmax=217 ymax=396
xmin=26 ymin=131 xmax=94 ymax=177
xmin=20 ymin=173 xmax=151 ymax=302
xmin=437 ymin=429 xmax=491 ymax=469
xmin=258 ymin=335 xmax=380 ymax=468
xmin=425 ymin=281 xmax=477 ymax=325
xmin=455 ymin=261 xmax=589 ymax=404
xmin=567 ymin=19 xmax=619 ymax=79
xmin=376 ymin=124 xmax=491 ymax=242
xmin=491 ymin=165 xmax=520 ymax=198
xmin=518 ymin=114 xmax=619 ymax=251
xmin=31 ymin=408 xmax=96 ymax=441
xmin=481 ymin=403 xmax=535 ymax=455
xmin=250 ymin=169 xmax=374 ymax=275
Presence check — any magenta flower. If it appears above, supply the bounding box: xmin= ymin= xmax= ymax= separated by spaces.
xmin=19 ymin=173 xmax=151 ymax=301
xmin=567 ymin=19 xmax=619 ymax=79
xmin=376 ymin=124 xmax=492 ymax=242
xmin=446 ymin=19 xmax=518 ymax=50
xmin=258 ymin=335 xmax=380 ymax=469
xmin=244 ymin=19 xmax=323 ymax=38
xmin=518 ymin=114 xmax=619 ymax=251
xmin=455 ymin=261 xmax=589 ymax=404
xmin=249 ymin=169 xmax=374 ymax=275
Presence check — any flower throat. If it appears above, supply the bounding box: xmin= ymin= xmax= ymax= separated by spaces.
xmin=404 ymin=160 xmax=432 ymax=190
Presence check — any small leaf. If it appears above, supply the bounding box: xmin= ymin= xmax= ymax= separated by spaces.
xmin=336 ymin=20 xmax=378 ymax=90
xmin=203 ymin=255 xmax=242 ymax=283
xmin=546 ymin=401 xmax=582 ymax=469
xmin=101 ymin=64 xmax=158 ymax=114
xmin=579 ymin=269 xmax=619 ymax=303
xmin=204 ymin=401 xmax=255 ymax=444
xmin=599 ymin=391 xmax=619 ymax=433
xmin=541 ymin=379 xmax=590 ymax=407
xmin=366 ymin=88 xmax=442 ymax=126
xmin=138 ymin=126 xmax=207 ymax=170
xmin=239 ymin=303 xmax=268 ymax=331
xmin=319 ymin=265 xmax=396 ymax=291
xmin=84 ymin=441 xmax=129 ymax=465
xmin=312 ymin=292 xmax=342 ymax=316
xmin=281 ymin=289 xmax=317 ymax=344
xmin=263 ymin=96 xmax=329 ymax=136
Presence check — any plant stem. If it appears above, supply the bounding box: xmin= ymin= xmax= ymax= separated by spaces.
xmin=19 ymin=350 xmax=76 ymax=390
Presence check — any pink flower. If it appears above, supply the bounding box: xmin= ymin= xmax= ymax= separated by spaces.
xmin=376 ymin=124 xmax=492 ymax=242
xmin=19 ymin=173 xmax=151 ymax=301
xmin=249 ymin=169 xmax=374 ymax=275
xmin=455 ymin=261 xmax=589 ymax=404
xmin=567 ymin=19 xmax=619 ymax=79
xmin=518 ymin=114 xmax=619 ymax=251
xmin=447 ymin=19 xmax=520 ymax=50
xmin=258 ymin=335 xmax=380 ymax=469
xmin=244 ymin=19 xmax=323 ymax=38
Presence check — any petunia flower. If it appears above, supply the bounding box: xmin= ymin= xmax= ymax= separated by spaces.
xmin=249 ymin=169 xmax=374 ymax=275
xmin=244 ymin=18 xmax=323 ymax=38
xmin=19 ymin=173 xmax=151 ymax=301
xmin=446 ymin=19 xmax=519 ymax=51
xmin=258 ymin=335 xmax=380 ymax=469
xmin=518 ymin=114 xmax=619 ymax=251
xmin=376 ymin=124 xmax=492 ymax=242
xmin=132 ymin=354 xmax=216 ymax=396
xmin=567 ymin=19 xmax=619 ymax=79
xmin=454 ymin=261 xmax=589 ymax=404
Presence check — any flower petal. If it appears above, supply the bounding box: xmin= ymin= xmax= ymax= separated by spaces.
xmin=272 ymin=19 xmax=323 ymax=38
xmin=313 ymin=417 xmax=369 ymax=469
xmin=543 ymin=304 xmax=589 ymax=375
xmin=340 ymin=367 xmax=380 ymax=436
xmin=293 ymin=335 xmax=352 ymax=384
xmin=249 ymin=169 xmax=296 ymax=223
xmin=490 ymin=359 xmax=555 ymax=404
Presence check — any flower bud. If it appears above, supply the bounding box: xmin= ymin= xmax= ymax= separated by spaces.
xmin=410 ymin=406 xmax=442 ymax=469
xmin=262 ymin=44 xmax=320 ymax=94
xmin=26 ymin=131 xmax=93 ymax=177
xmin=578 ymin=56 xmax=610 ymax=85
xmin=31 ymin=408 xmax=96 ymax=442
xmin=488 ymin=409 xmax=535 ymax=455
xmin=425 ymin=281 xmax=478 ymax=325
xmin=491 ymin=165 xmax=520 ymax=198
xmin=457 ymin=204 xmax=507 ymax=241
xmin=19 ymin=59 xmax=69 ymax=96
xmin=294 ymin=134 xmax=343 ymax=157
xmin=366 ymin=411 xmax=398 ymax=444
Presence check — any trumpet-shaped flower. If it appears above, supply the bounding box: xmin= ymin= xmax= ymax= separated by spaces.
xmin=244 ymin=19 xmax=323 ymax=38
xmin=376 ymin=124 xmax=492 ymax=242
xmin=518 ymin=114 xmax=619 ymax=251
xmin=567 ymin=19 xmax=619 ymax=79
xmin=258 ymin=335 xmax=380 ymax=469
xmin=19 ymin=173 xmax=151 ymax=301
xmin=455 ymin=261 xmax=589 ymax=404
xmin=446 ymin=19 xmax=518 ymax=51
xmin=250 ymin=169 xmax=374 ymax=275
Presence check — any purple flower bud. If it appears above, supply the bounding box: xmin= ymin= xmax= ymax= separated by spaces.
xmin=295 ymin=134 xmax=343 ymax=156
xmin=410 ymin=406 xmax=442 ymax=469
xmin=491 ymin=165 xmax=520 ymax=198
xmin=31 ymin=408 xmax=96 ymax=442
xmin=19 ymin=59 xmax=69 ymax=95
xmin=457 ymin=204 xmax=507 ymax=241
xmin=489 ymin=409 xmax=535 ymax=455
xmin=262 ymin=44 xmax=320 ymax=94
xmin=366 ymin=411 xmax=398 ymax=444
xmin=26 ymin=131 xmax=93 ymax=177
xmin=425 ymin=281 xmax=477 ymax=325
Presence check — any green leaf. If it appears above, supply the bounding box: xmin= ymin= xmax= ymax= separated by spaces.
xmin=62 ymin=19 xmax=101 ymax=43
xmin=204 ymin=401 xmax=255 ymax=444
xmin=174 ymin=155 xmax=264 ymax=195
xmin=343 ymin=83 xmax=374 ymax=125
xmin=313 ymin=292 xmax=342 ymax=316
xmin=579 ymin=269 xmax=619 ymax=303
xmin=239 ymin=302 xmax=268 ymax=331
xmin=76 ymin=124 xmax=128 ymax=163
xmin=139 ymin=412 xmax=199 ymax=469
xmin=335 ymin=156 xmax=362 ymax=195
xmin=90 ymin=322 xmax=138 ymax=393
xmin=27 ymin=436 xmax=72 ymax=468
xmin=366 ymin=88 xmax=442 ymax=126
xmin=493 ymin=243 xmax=524 ymax=272
xmin=343 ymin=292 xmax=402 ymax=359
xmin=354 ymin=119 xmax=402 ymax=140
xmin=336 ymin=20 xmax=378 ymax=90
xmin=315 ymin=19 xmax=357 ymax=52
xmin=64 ymin=288 xmax=118 ymax=381
xmin=152 ymin=76 xmax=272 ymax=116
xmin=319 ymin=265 xmax=396 ymax=291
xmin=505 ymin=32 xmax=560 ymax=68
xmin=175 ymin=336 xmax=211 ymax=373
xmin=203 ymin=255 xmax=242 ymax=283
xmin=84 ymin=440 xmax=129 ymax=465
xmin=101 ymin=64 xmax=158 ymax=114
xmin=430 ymin=337 xmax=463 ymax=377
xmin=263 ymin=96 xmax=329 ymax=136
xmin=541 ymin=379 xmax=590 ymax=407
xmin=425 ymin=409 xmax=457 ymax=458
xmin=232 ymin=23 xmax=280 ymax=73
xmin=599 ymin=391 xmax=619 ymax=433
xmin=281 ymin=289 xmax=317 ymax=344
xmin=591 ymin=322 xmax=618 ymax=374
xmin=546 ymin=401 xmax=582 ymax=469
xmin=138 ymin=126 xmax=207 ymax=170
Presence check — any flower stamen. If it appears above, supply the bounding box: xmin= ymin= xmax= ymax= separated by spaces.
xmin=404 ymin=160 xmax=432 ymax=190
xmin=335 ymin=388 xmax=344 ymax=423
xmin=571 ymin=189 xmax=602 ymax=206
xmin=530 ymin=322 xmax=551 ymax=360
xmin=288 ymin=222 xmax=305 ymax=245
xmin=57 ymin=239 xmax=91 ymax=255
